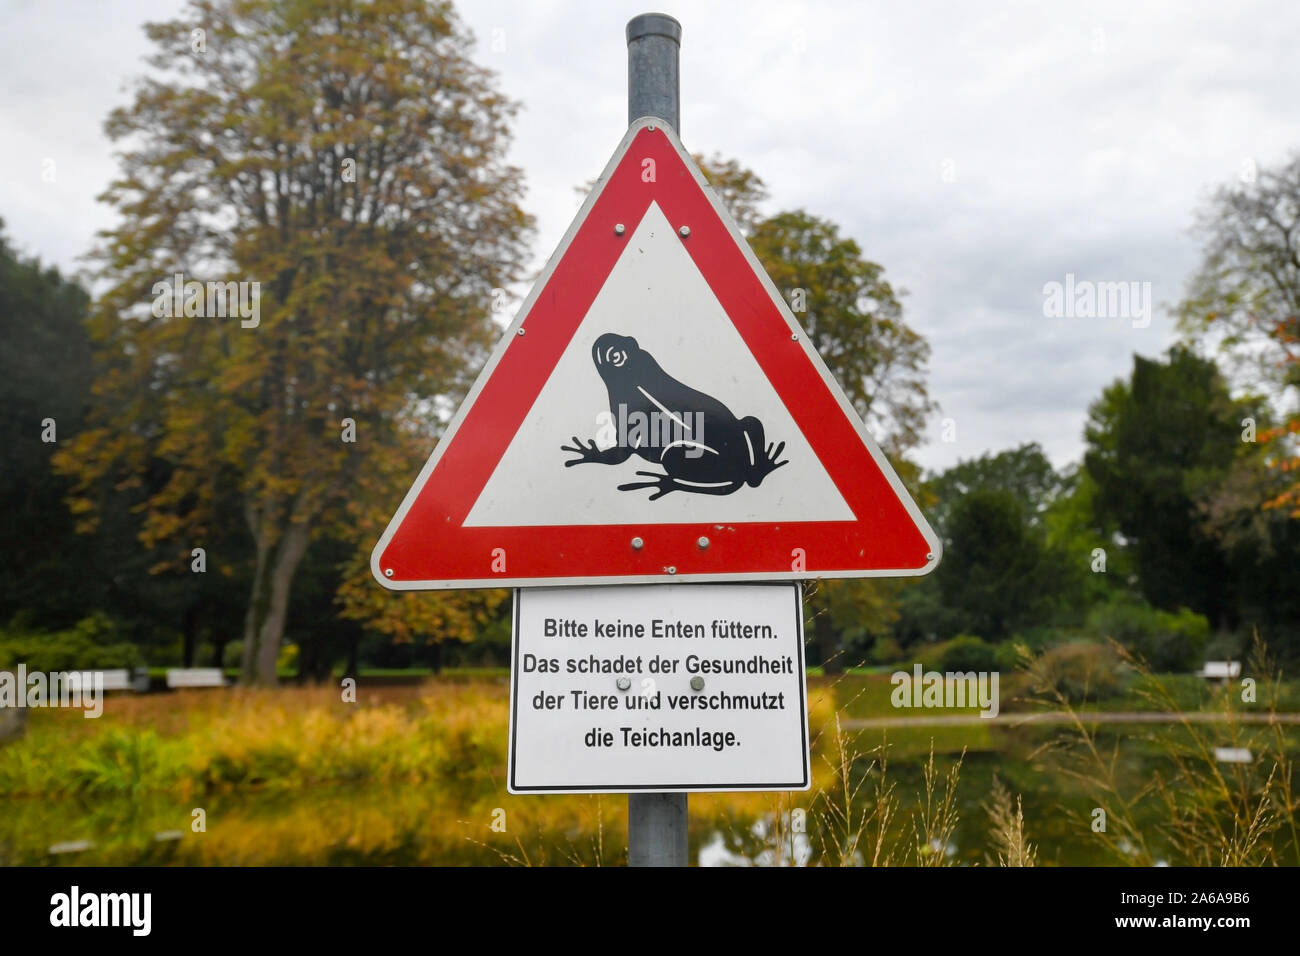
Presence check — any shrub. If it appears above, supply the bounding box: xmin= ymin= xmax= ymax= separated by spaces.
xmin=222 ymin=641 xmax=244 ymax=670
xmin=868 ymin=636 xmax=903 ymax=665
xmin=1028 ymin=640 xmax=1129 ymax=702
xmin=994 ymin=640 xmax=1031 ymax=673
xmin=912 ymin=635 xmax=998 ymax=673
xmin=1086 ymin=596 xmax=1209 ymax=672
xmin=0 ymin=614 xmax=143 ymax=672
xmin=939 ymin=635 xmax=997 ymax=673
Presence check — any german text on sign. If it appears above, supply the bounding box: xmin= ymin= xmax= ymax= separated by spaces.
xmin=508 ymin=583 xmax=810 ymax=793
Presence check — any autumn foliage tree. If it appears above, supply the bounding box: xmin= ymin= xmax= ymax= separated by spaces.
xmin=1176 ymin=153 xmax=1300 ymax=516
xmin=56 ymin=0 xmax=532 ymax=684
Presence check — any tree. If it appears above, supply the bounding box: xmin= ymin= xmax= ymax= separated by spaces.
xmin=1040 ymin=464 xmax=1128 ymax=611
xmin=0 ymin=222 xmax=94 ymax=627
xmin=933 ymin=489 xmax=1068 ymax=641
xmin=749 ymin=213 xmax=931 ymax=457
xmin=926 ymin=442 xmax=1062 ymax=536
xmin=55 ymin=0 xmax=533 ymax=684
xmin=696 ymin=156 xmax=933 ymax=456
xmin=1083 ymin=348 xmax=1259 ymax=629
xmin=1175 ymin=153 xmax=1300 ymax=515
xmin=695 ymin=152 xmax=770 ymax=237
xmin=336 ymin=553 xmax=506 ymax=674
xmin=894 ymin=447 xmax=1087 ymax=646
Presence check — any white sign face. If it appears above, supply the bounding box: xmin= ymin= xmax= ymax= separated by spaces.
xmin=465 ymin=201 xmax=854 ymax=528
xmin=370 ymin=119 xmax=941 ymax=591
xmin=507 ymin=583 xmax=810 ymax=793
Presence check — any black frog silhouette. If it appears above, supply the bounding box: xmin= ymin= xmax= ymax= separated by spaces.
xmin=561 ymin=332 xmax=788 ymax=499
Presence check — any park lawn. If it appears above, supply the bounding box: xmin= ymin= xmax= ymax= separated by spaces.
xmin=808 ymin=674 xmax=995 ymax=757
xmin=821 ymin=673 xmax=987 ymax=719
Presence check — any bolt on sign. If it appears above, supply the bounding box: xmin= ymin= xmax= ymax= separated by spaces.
xmin=371 ymin=117 xmax=940 ymax=590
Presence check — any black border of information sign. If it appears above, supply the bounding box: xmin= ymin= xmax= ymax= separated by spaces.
xmin=507 ymin=582 xmax=810 ymax=793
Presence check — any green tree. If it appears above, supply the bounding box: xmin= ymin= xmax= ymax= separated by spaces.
xmin=932 ymin=489 xmax=1068 ymax=641
xmin=0 ymin=223 xmax=94 ymax=627
xmin=895 ymin=446 xmax=1087 ymax=646
xmin=56 ymin=0 xmax=533 ymax=684
xmin=926 ymin=442 xmax=1062 ymax=536
xmin=1083 ymin=347 xmax=1259 ymax=629
xmin=0 ymin=221 xmax=252 ymax=665
xmin=1041 ymin=464 xmax=1127 ymax=610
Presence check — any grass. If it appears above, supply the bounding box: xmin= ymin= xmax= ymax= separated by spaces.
xmin=0 ymin=680 xmax=839 ymax=865
xmin=1024 ymin=637 xmax=1300 ymax=866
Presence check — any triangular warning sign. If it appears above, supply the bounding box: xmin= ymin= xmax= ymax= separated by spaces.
xmin=373 ymin=118 xmax=941 ymax=590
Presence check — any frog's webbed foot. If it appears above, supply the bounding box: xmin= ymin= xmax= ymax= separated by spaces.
xmin=742 ymin=440 xmax=788 ymax=488
xmin=619 ymin=471 xmax=745 ymax=499
xmin=562 ymin=436 xmax=634 ymax=467
xmin=616 ymin=470 xmax=677 ymax=500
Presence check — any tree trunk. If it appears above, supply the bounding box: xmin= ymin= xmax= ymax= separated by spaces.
xmin=345 ymin=633 xmax=359 ymax=681
xmin=211 ymin=632 xmax=229 ymax=670
xmin=241 ymin=520 xmax=313 ymax=686
xmin=427 ymin=639 xmax=443 ymax=676
xmin=241 ymin=533 xmax=272 ymax=683
xmin=182 ymin=603 xmax=199 ymax=668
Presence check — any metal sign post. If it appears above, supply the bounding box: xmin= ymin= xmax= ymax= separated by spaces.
xmin=625 ymin=12 xmax=687 ymax=868
xmin=373 ymin=10 xmax=939 ymax=869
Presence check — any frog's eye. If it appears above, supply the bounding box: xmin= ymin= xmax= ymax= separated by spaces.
xmin=605 ymin=348 xmax=628 ymax=368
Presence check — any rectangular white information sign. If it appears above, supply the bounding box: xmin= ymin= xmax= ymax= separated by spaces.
xmin=507 ymin=583 xmax=809 ymax=793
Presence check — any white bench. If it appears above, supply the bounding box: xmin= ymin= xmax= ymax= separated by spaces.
xmin=166 ymin=668 xmax=227 ymax=689
xmin=1199 ymin=661 xmax=1241 ymax=680
xmin=63 ymin=669 xmax=149 ymax=693
xmin=1214 ymin=746 xmax=1252 ymax=764
xmin=80 ymin=669 xmax=150 ymax=692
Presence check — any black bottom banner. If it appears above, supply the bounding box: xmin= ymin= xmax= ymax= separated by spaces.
xmin=0 ymin=864 xmax=1280 ymax=942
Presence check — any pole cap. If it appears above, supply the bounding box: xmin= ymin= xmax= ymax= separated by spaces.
xmin=627 ymin=13 xmax=682 ymax=45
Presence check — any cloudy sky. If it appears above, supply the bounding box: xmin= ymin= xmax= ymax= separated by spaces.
xmin=3 ymin=0 xmax=1298 ymax=474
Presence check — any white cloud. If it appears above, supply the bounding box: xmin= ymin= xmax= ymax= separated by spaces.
xmin=2 ymin=0 xmax=1298 ymax=476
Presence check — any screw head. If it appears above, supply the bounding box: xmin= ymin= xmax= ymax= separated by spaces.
xmin=614 ymin=223 xmax=626 ymax=235
xmin=679 ymin=225 xmax=691 ymax=237
xmin=690 ymin=676 xmax=705 ymax=691
xmin=616 ymin=677 xmax=631 ymax=691
xmin=647 ymin=124 xmax=656 ymax=131
xmin=666 ymin=566 xmax=677 ymax=575
xmin=697 ymin=536 xmax=710 ymax=549
xmin=631 ymin=537 xmax=644 ymax=550
xmin=383 ymin=568 xmax=394 ymax=578
xmin=926 ymin=552 xmax=934 ymax=561
xmin=516 ymin=328 xmax=525 ymax=336
xmin=791 ymin=332 xmax=799 ymax=341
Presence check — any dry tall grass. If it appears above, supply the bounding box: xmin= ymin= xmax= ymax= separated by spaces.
xmin=1029 ymin=634 xmax=1299 ymax=866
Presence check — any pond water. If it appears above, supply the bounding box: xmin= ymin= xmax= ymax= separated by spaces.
xmin=7 ymin=721 xmax=1294 ymax=866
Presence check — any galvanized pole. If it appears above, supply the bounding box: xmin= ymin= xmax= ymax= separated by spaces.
xmin=627 ymin=13 xmax=681 ymax=132
xmin=626 ymin=11 xmax=687 ymax=868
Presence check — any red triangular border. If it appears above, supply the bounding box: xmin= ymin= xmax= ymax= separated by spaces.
xmin=373 ymin=119 xmax=940 ymax=589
